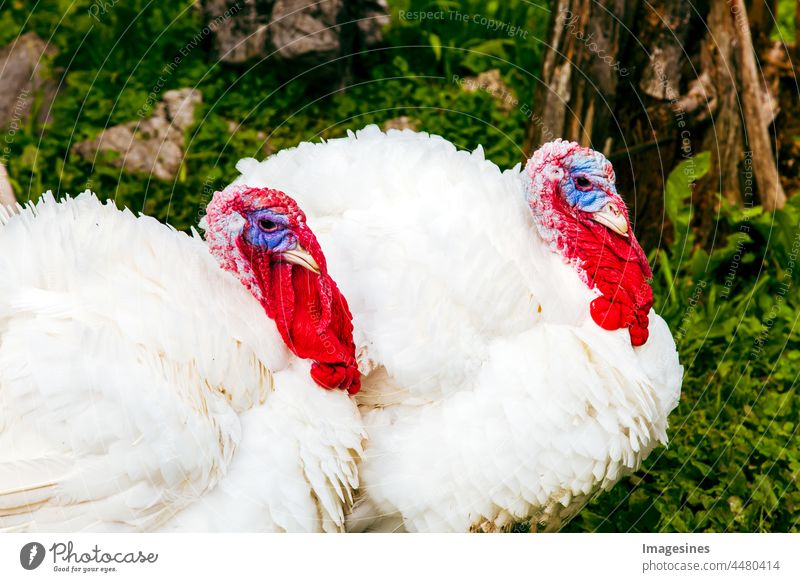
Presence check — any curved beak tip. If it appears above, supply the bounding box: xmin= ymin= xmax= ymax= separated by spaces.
xmin=280 ymin=245 xmax=321 ymax=274
xmin=591 ymin=202 xmax=629 ymax=237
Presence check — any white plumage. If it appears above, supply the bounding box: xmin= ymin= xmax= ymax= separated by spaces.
xmin=232 ymin=125 xmax=683 ymax=532
xmin=0 ymin=192 xmax=363 ymax=532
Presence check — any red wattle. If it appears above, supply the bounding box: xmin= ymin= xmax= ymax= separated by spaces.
xmin=256 ymin=255 xmax=361 ymax=394
xmin=311 ymin=362 xmax=361 ymax=394
xmin=560 ymin=202 xmax=653 ymax=346
xmin=590 ymin=296 xmax=627 ymax=330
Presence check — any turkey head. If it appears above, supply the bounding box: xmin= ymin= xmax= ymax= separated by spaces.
xmin=525 ymin=140 xmax=653 ymax=346
xmin=203 ymin=185 xmax=360 ymax=394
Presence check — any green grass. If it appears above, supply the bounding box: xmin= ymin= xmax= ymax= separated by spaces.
xmin=564 ymin=159 xmax=800 ymax=532
xmin=773 ymin=0 xmax=796 ymax=42
xmin=2 ymin=0 xmax=799 ymax=532
xmin=2 ymin=0 xmax=545 ymax=227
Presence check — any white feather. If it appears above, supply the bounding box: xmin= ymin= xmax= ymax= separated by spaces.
xmin=232 ymin=125 xmax=683 ymax=532
xmin=0 ymin=192 xmax=364 ymax=532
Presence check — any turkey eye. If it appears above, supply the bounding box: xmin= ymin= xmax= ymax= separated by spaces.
xmin=575 ymin=176 xmax=592 ymax=190
xmin=258 ymin=218 xmax=278 ymax=232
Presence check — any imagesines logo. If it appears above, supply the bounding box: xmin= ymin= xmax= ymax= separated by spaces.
xmin=19 ymin=542 xmax=46 ymax=570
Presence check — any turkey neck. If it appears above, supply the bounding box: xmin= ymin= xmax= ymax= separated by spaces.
xmin=253 ymin=256 xmax=357 ymax=372
xmin=254 ymin=258 xmax=322 ymax=357
xmin=531 ymin=183 xmax=654 ymax=346
xmin=569 ymin=216 xmax=653 ymax=346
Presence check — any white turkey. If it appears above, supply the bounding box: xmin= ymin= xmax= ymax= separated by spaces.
xmin=0 ymin=186 xmax=364 ymax=532
xmin=231 ymin=126 xmax=683 ymax=532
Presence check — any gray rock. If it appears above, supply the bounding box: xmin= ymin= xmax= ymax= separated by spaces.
xmin=357 ymin=0 xmax=389 ymax=47
xmin=0 ymin=163 xmax=15 ymax=208
xmin=204 ymin=0 xmax=272 ymax=63
xmin=163 ymin=88 xmax=203 ymax=132
xmin=382 ymin=116 xmax=418 ymax=132
xmin=73 ymin=89 xmax=202 ymax=181
xmin=270 ymin=0 xmax=341 ymax=61
xmin=459 ymin=69 xmax=518 ymax=115
xmin=0 ymin=32 xmax=59 ymax=131
xmin=202 ymin=0 xmax=388 ymax=64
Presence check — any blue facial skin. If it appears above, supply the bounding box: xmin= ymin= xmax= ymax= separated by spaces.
xmin=561 ymin=158 xmax=616 ymax=213
xmin=244 ymin=209 xmax=297 ymax=252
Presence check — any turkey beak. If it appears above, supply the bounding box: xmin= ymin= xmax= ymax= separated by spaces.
xmin=591 ymin=202 xmax=629 ymax=237
xmin=281 ymin=245 xmax=321 ymax=274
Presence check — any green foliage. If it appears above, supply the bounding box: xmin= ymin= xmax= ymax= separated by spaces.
xmin=564 ymin=157 xmax=800 ymax=533
xmin=5 ymin=0 xmax=542 ymax=227
xmin=663 ymin=153 xmax=709 ymax=248
xmin=0 ymin=9 xmax=20 ymax=46
xmin=773 ymin=0 xmax=796 ymax=42
xmin=387 ymin=0 xmax=548 ymax=98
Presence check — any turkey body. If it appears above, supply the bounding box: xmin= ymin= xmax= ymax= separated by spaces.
xmin=232 ymin=126 xmax=683 ymax=532
xmin=0 ymin=193 xmax=363 ymax=532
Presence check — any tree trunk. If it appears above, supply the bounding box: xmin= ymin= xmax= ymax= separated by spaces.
xmin=524 ymin=0 xmax=637 ymax=153
xmin=747 ymin=0 xmax=779 ymax=52
xmin=525 ymin=0 xmax=788 ymax=246
xmin=696 ymin=0 xmax=741 ymax=208
xmin=732 ymin=0 xmax=786 ymax=212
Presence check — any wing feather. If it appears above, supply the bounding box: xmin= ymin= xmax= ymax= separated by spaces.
xmin=0 ymin=193 xmax=285 ymax=531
